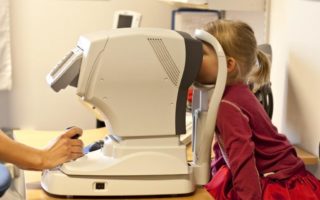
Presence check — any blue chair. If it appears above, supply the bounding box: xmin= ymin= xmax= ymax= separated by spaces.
xmin=0 ymin=164 xmax=11 ymax=197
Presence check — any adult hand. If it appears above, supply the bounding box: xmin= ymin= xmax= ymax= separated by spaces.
xmin=41 ymin=127 xmax=84 ymax=169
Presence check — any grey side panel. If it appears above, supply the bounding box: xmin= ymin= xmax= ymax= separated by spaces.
xmin=175 ymin=31 xmax=203 ymax=134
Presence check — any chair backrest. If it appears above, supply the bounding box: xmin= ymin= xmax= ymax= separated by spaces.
xmin=0 ymin=164 xmax=11 ymax=197
xmin=254 ymin=44 xmax=273 ymax=119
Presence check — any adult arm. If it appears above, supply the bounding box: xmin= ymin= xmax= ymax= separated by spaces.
xmin=0 ymin=127 xmax=83 ymax=170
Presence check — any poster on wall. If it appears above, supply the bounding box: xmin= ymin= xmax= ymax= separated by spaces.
xmin=171 ymin=8 xmax=221 ymax=36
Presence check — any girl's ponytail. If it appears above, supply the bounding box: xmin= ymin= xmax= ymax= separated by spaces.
xmin=248 ymin=49 xmax=271 ymax=92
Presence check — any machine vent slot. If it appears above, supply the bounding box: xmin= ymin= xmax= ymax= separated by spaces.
xmin=148 ymin=38 xmax=180 ymax=86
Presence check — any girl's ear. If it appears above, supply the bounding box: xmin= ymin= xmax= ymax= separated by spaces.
xmin=227 ymin=57 xmax=237 ymax=73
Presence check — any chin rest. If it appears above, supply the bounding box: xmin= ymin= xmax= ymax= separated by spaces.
xmin=0 ymin=164 xmax=11 ymax=197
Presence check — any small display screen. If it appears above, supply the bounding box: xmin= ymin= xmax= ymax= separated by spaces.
xmin=51 ymin=51 xmax=74 ymax=77
xmin=117 ymin=15 xmax=133 ymax=28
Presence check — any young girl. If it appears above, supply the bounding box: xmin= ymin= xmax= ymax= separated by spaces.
xmin=196 ymin=20 xmax=320 ymax=199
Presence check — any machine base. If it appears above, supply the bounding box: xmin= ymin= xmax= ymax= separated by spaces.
xmin=41 ymin=168 xmax=195 ymax=196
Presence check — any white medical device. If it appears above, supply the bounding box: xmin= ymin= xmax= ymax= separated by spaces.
xmin=112 ymin=10 xmax=142 ymax=29
xmin=43 ymin=28 xmax=227 ymax=196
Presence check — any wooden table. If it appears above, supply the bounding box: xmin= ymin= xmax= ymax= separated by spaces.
xmin=293 ymin=146 xmax=318 ymax=165
xmin=14 ymin=128 xmax=317 ymax=200
xmin=186 ymin=144 xmax=318 ymax=165
xmin=14 ymin=129 xmax=214 ymax=200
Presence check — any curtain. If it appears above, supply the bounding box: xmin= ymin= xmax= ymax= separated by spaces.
xmin=0 ymin=0 xmax=11 ymax=90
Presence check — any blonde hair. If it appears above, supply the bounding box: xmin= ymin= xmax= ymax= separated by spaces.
xmin=203 ymin=20 xmax=270 ymax=91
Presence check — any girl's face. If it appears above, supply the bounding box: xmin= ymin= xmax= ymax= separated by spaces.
xmin=196 ymin=43 xmax=218 ymax=85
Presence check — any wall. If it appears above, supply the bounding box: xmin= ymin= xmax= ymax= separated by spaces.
xmin=268 ymin=0 xmax=286 ymax=136
xmin=226 ymin=11 xmax=266 ymax=44
xmin=0 ymin=0 xmax=174 ymax=130
xmin=0 ymin=0 xmax=267 ymax=131
xmin=269 ymin=0 xmax=320 ymax=177
xmin=5 ymin=0 xmax=319 ymax=170
xmin=0 ymin=90 xmax=9 ymax=127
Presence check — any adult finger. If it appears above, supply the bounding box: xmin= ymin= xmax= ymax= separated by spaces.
xmin=70 ymin=139 xmax=84 ymax=147
xmin=70 ymin=152 xmax=84 ymax=161
xmin=62 ymin=127 xmax=83 ymax=139
xmin=70 ymin=145 xmax=84 ymax=154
